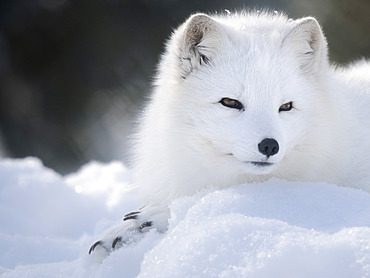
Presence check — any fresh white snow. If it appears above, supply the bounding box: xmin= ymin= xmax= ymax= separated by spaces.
xmin=1 ymin=157 xmax=370 ymax=277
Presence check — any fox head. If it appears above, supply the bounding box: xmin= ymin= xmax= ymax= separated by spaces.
xmin=138 ymin=11 xmax=331 ymax=199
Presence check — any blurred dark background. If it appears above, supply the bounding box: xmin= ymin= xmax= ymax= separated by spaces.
xmin=0 ymin=0 xmax=369 ymax=174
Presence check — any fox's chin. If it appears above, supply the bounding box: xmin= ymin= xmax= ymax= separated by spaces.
xmin=250 ymin=161 xmax=274 ymax=167
xmin=243 ymin=161 xmax=276 ymax=175
xmin=224 ymin=153 xmax=280 ymax=175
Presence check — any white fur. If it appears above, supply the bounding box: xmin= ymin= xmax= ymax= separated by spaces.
xmin=91 ymin=11 xmax=370 ymax=261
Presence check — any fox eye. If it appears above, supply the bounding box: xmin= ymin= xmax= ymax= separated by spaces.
xmin=279 ymin=101 xmax=293 ymax=112
xmin=220 ymin=98 xmax=244 ymax=110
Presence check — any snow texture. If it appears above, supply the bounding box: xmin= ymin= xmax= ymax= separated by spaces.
xmin=1 ymin=157 xmax=370 ymax=277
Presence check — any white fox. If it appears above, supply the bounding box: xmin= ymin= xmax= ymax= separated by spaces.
xmin=89 ymin=10 xmax=370 ymax=261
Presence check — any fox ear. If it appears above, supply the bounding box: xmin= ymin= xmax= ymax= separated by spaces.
xmin=180 ymin=13 xmax=223 ymax=77
xmin=283 ymin=17 xmax=328 ymax=74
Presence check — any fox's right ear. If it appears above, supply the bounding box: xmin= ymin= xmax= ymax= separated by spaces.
xmin=179 ymin=14 xmax=224 ymax=78
xmin=282 ymin=17 xmax=328 ymax=75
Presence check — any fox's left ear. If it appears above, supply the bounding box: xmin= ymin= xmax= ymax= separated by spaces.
xmin=283 ymin=17 xmax=328 ymax=74
xmin=179 ymin=13 xmax=225 ymax=78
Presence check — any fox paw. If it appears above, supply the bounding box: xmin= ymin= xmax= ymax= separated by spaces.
xmin=89 ymin=206 xmax=169 ymax=263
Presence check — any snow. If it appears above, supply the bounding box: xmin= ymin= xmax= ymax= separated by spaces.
xmin=1 ymin=157 xmax=370 ymax=277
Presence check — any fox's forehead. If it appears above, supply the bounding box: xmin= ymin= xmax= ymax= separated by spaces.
xmin=215 ymin=12 xmax=293 ymax=40
xmin=208 ymin=42 xmax=295 ymax=97
xmin=194 ymin=58 xmax=296 ymax=109
xmin=221 ymin=29 xmax=292 ymax=60
xmin=212 ymin=13 xmax=295 ymax=63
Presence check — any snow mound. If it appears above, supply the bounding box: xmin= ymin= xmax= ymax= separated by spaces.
xmin=140 ymin=182 xmax=370 ymax=277
xmin=0 ymin=157 xmax=139 ymax=271
xmin=1 ymin=157 xmax=370 ymax=277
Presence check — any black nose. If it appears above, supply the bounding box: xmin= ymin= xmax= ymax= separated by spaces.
xmin=258 ymin=138 xmax=279 ymax=158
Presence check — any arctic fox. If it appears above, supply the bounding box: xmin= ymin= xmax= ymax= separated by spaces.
xmin=89 ymin=10 xmax=370 ymax=260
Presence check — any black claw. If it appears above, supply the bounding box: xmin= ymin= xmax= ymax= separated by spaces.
xmin=112 ymin=237 xmax=122 ymax=249
xmin=123 ymin=211 xmax=140 ymax=221
xmin=123 ymin=214 xmax=138 ymax=221
xmin=89 ymin=240 xmax=103 ymax=254
xmin=139 ymin=221 xmax=153 ymax=230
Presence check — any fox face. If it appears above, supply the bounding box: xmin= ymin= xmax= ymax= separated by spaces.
xmin=179 ymin=52 xmax=306 ymax=175
xmin=165 ymin=12 xmax=328 ymax=176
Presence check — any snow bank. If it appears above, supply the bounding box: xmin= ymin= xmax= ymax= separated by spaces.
xmin=0 ymin=157 xmax=139 ymax=271
xmin=140 ymin=183 xmax=370 ymax=277
xmin=1 ymin=157 xmax=370 ymax=277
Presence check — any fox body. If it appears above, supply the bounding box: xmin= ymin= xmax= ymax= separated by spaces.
xmin=90 ymin=11 xmax=370 ymax=260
